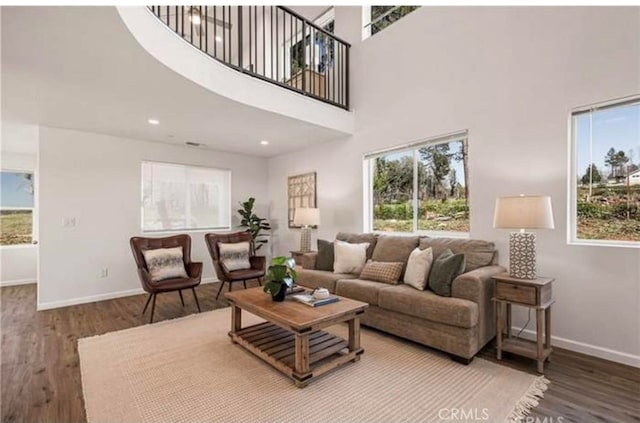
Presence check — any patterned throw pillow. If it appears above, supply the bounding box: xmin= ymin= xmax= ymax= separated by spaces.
xmin=142 ymin=247 xmax=189 ymax=282
xmin=219 ymin=242 xmax=251 ymax=272
xmin=359 ymin=260 xmax=404 ymax=285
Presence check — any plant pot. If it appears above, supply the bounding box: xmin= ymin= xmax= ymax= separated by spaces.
xmin=271 ymin=284 xmax=287 ymax=302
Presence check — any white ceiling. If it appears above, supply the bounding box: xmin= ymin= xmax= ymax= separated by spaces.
xmin=1 ymin=6 xmax=347 ymax=158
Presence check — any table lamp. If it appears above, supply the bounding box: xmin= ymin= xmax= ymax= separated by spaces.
xmin=493 ymin=195 xmax=554 ymax=279
xmin=293 ymin=207 xmax=320 ymax=253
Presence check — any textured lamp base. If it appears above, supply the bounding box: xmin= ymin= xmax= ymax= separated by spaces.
xmin=509 ymin=232 xmax=537 ymax=280
xmin=300 ymin=227 xmax=312 ymax=253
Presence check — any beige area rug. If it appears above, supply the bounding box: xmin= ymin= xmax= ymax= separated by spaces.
xmin=79 ymin=308 xmax=548 ymax=423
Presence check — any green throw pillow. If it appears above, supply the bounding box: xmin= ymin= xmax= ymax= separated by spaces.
xmin=316 ymin=239 xmax=334 ymax=271
xmin=428 ymin=249 xmax=465 ymax=297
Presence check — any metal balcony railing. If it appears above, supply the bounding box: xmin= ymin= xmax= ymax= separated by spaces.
xmin=149 ymin=6 xmax=350 ymax=110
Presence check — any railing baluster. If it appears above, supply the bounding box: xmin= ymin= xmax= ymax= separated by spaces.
xmin=301 ymin=20 xmax=306 ymax=96
xmin=146 ymin=5 xmax=349 ymax=109
xmin=238 ymin=6 xmax=243 ymax=70
xmin=276 ymin=7 xmax=279 ymax=82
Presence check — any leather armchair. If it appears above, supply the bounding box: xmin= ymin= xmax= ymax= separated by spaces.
xmin=130 ymin=234 xmax=203 ymax=323
xmin=205 ymin=232 xmax=266 ymax=300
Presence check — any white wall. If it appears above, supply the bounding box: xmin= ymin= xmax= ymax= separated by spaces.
xmin=1 ymin=123 xmax=39 ymax=286
xmin=268 ymin=6 xmax=640 ymax=366
xmin=38 ymin=126 xmax=269 ymax=309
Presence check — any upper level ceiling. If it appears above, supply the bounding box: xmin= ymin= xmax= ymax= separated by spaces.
xmin=1 ymin=6 xmax=352 ymax=157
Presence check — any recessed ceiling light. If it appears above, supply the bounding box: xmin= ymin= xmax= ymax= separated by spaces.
xmin=148 ymin=118 xmax=160 ymax=125
xmin=215 ymin=36 xmax=223 ymax=42
xmin=260 ymin=140 xmax=269 ymax=145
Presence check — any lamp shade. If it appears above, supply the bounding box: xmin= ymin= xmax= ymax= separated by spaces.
xmin=493 ymin=195 xmax=554 ymax=230
xmin=293 ymin=207 xmax=320 ymax=227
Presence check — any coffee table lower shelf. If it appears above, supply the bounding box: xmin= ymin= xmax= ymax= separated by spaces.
xmin=229 ymin=322 xmax=362 ymax=387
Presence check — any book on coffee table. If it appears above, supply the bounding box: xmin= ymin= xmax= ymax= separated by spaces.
xmin=291 ymin=293 xmax=340 ymax=307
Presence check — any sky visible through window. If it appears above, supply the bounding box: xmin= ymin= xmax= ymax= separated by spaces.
xmin=575 ymin=103 xmax=639 ymax=179
xmin=1 ymin=172 xmax=34 ymax=208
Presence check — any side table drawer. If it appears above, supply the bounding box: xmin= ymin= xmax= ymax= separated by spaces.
xmin=496 ymin=282 xmax=536 ymax=305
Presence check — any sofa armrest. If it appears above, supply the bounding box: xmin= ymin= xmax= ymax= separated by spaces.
xmin=451 ymin=265 xmax=506 ymax=349
xmin=301 ymin=252 xmax=318 ymax=270
xmin=451 ymin=265 xmax=505 ymax=304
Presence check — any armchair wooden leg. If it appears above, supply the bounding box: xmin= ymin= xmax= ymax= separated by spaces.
xmin=243 ymin=280 xmax=247 ymax=289
xmin=191 ymin=287 xmax=201 ymax=312
xmin=142 ymin=293 xmax=153 ymax=315
xmin=257 ymin=278 xmax=262 ymax=286
xmin=228 ymin=281 xmax=232 ymax=292
xmin=178 ymin=290 xmax=185 ymax=307
xmin=149 ymin=294 xmax=157 ymax=324
xmin=215 ymin=282 xmax=225 ymax=300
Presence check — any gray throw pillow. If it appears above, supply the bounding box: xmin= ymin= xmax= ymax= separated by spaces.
xmin=428 ymin=248 xmax=465 ymax=297
xmin=316 ymin=239 xmax=334 ymax=271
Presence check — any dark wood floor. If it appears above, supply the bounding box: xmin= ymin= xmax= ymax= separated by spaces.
xmin=1 ymin=283 xmax=639 ymax=423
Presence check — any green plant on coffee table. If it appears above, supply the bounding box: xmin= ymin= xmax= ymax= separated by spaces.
xmin=237 ymin=197 xmax=271 ymax=256
xmin=263 ymin=256 xmax=298 ymax=297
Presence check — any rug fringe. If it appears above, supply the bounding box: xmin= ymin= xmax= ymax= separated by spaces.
xmin=506 ymin=375 xmax=550 ymax=422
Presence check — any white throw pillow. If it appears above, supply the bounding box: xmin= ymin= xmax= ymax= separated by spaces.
xmin=404 ymin=247 xmax=434 ymax=290
xmin=333 ymin=240 xmax=370 ymax=274
xmin=142 ymin=247 xmax=189 ymax=282
xmin=219 ymin=242 xmax=251 ymax=272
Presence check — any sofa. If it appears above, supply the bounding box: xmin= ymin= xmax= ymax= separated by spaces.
xmin=297 ymin=232 xmax=505 ymax=362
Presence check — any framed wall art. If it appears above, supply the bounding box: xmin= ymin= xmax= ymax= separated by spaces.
xmin=288 ymin=172 xmax=317 ymax=228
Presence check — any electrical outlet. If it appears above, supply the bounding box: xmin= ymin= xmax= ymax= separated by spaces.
xmin=99 ymin=268 xmax=108 ymax=278
xmin=63 ymin=217 xmax=77 ymax=227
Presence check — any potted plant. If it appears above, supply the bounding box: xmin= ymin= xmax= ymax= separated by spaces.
xmin=263 ymin=256 xmax=297 ymax=302
xmin=237 ymin=197 xmax=271 ymax=256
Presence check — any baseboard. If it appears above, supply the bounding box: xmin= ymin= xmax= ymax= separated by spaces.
xmin=0 ymin=278 xmax=37 ymax=287
xmin=36 ymin=277 xmax=219 ymax=311
xmin=512 ymin=326 xmax=640 ymax=368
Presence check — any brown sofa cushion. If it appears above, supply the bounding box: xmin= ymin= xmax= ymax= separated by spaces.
xmin=335 ymin=279 xmax=392 ymax=306
xmin=336 ymin=232 xmax=378 ymax=260
xmin=371 ymin=235 xmax=419 ymax=276
xmin=297 ymin=268 xmax=357 ymax=293
xmin=359 ymin=260 xmax=404 ymax=284
xmin=379 ymin=284 xmax=478 ymax=329
xmin=419 ymin=237 xmax=496 ymax=272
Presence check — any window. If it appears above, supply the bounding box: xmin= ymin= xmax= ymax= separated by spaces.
xmin=1 ymin=170 xmax=35 ymax=246
xmin=362 ymin=6 xmax=420 ymax=39
xmin=569 ymin=96 xmax=640 ymax=246
xmin=364 ymin=131 xmax=469 ymax=234
xmin=141 ymin=161 xmax=231 ymax=232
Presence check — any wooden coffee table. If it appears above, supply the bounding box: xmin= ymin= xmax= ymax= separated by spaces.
xmin=225 ymin=287 xmax=368 ymax=388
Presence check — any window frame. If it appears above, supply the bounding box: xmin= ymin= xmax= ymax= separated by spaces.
xmin=567 ymin=95 xmax=640 ymax=248
xmin=363 ymin=130 xmax=470 ymax=237
xmin=0 ymin=168 xmax=36 ymax=248
xmin=362 ymin=5 xmax=420 ymax=40
xmin=140 ymin=160 xmax=232 ymax=234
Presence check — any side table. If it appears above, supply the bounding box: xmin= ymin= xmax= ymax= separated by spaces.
xmin=493 ymin=272 xmax=555 ymax=373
